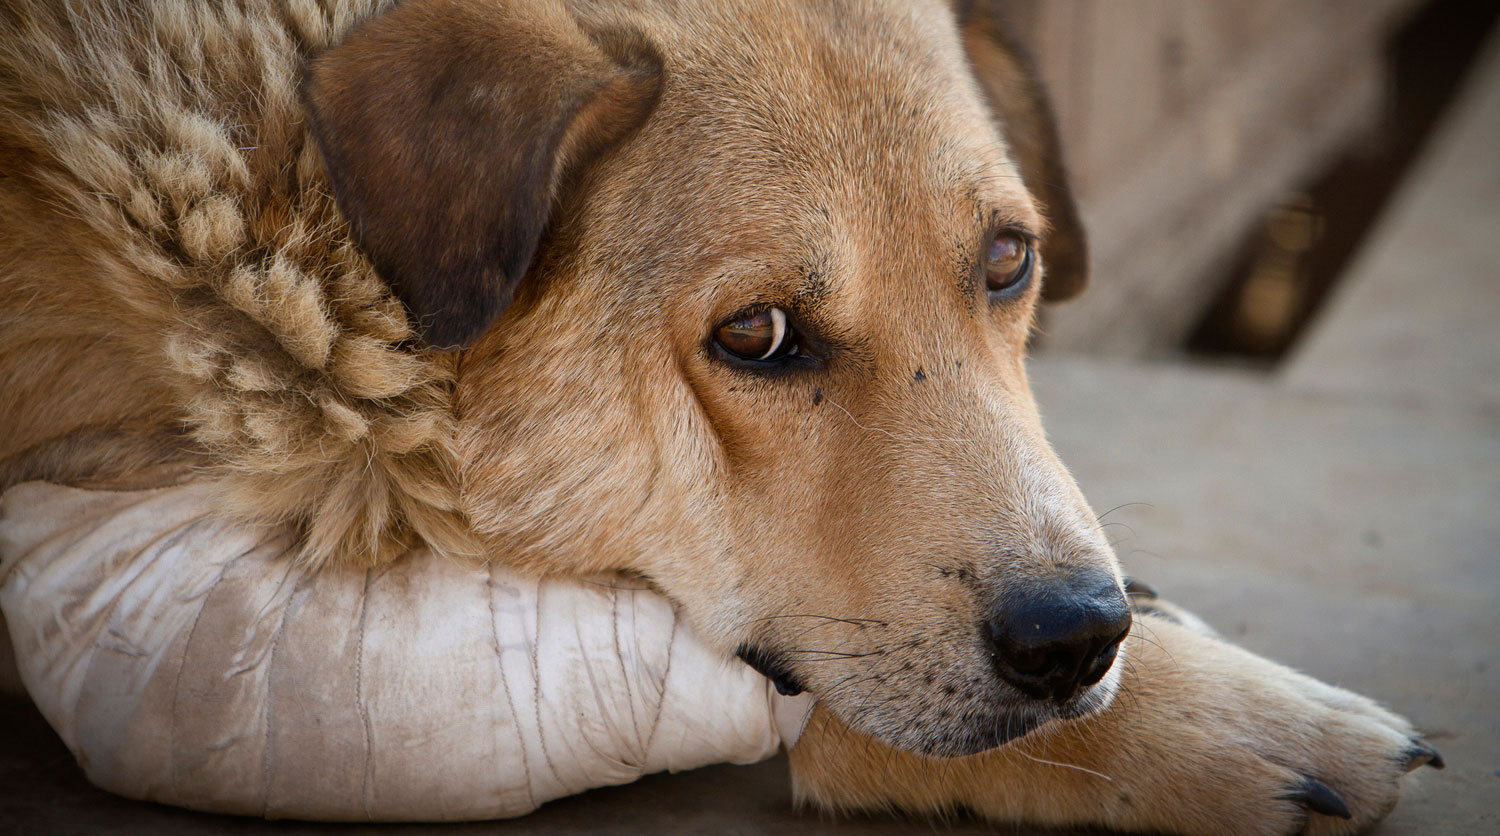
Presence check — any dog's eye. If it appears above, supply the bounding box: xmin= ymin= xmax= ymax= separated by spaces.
xmin=715 ymin=308 xmax=798 ymax=362
xmin=985 ymin=231 xmax=1034 ymax=297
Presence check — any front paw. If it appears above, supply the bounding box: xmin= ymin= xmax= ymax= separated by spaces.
xmin=787 ymin=616 xmax=1439 ymax=836
xmin=980 ymin=617 xmax=1443 ymax=835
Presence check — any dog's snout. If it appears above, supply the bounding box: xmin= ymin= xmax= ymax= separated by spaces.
xmin=986 ymin=576 xmax=1131 ymax=703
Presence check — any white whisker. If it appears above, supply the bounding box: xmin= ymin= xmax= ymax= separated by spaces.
xmin=824 ymin=396 xmax=965 ymax=444
xmin=1017 ymin=750 xmax=1114 ymax=782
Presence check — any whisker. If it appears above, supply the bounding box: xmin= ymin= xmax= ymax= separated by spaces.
xmin=1123 ymin=548 xmax=1164 ymax=562
xmin=1097 ymin=501 xmax=1153 ymax=521
xmin=736 ymin=613 xmax=887 ymax=628
xmin=1133 ymin=620 xmax=1182 ymax=675
xmin=1015 ymin=746 xmax=1114 ymax=782
xmin=781 ymin=648 xmax=887 ymax=660
xmin=824 ymin=396 xmax=966 ymax=445
xmin=577 ymin=577 xmax=653 ymax=591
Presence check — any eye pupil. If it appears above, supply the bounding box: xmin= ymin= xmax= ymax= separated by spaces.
xmin=715 ymin=307 xmax=796 ymax=362
xmin=985 ymin=231 xmax=1033 ymax=294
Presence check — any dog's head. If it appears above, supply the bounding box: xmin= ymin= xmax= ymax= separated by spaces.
xmin=305 ymin=0 xmax=1123 ymax=756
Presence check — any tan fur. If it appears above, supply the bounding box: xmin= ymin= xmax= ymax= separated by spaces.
xmin=0 ymin=1 xmax=1432 ymax=832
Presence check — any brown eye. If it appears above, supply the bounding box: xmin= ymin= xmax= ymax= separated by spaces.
xmin=985 ymin=231 xmax=1034 ymax=296
xmin=715 ymin=307 xmax=797 ymax=362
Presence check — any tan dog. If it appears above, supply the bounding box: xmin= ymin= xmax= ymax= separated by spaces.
xmin=0 ymin=0 xmax=1439 ymax=833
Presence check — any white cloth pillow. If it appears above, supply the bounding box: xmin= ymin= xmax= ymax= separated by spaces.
xmin=0 ymin=481 xmax=812 ymax=821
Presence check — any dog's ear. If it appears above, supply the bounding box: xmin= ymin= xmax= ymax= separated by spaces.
xmin=304 ymin=0 xmax=661 ymax=349
xmin=958 ymin=2 xmax=1089 ymax=302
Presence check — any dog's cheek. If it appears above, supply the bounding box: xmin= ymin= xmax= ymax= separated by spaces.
xmin=452 ymin=321 xmax=732 ymax=587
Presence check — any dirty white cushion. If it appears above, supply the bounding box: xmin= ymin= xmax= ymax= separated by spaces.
xmin=0 ymin=481 xmax=812 ymax=821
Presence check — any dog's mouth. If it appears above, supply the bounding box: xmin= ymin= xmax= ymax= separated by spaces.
xmin=925 ymin=670 xmax=1123 ymax=756
xmin=735 ymin=643 xmax=809 ymax=696
xmin=735 ymin=633 xmax=1125 ymax=757
xmin=872 ymin=660 xmax=1123 ymax=758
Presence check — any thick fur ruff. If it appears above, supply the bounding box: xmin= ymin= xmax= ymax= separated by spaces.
xmin=0 ymin=0 xmax=478 ymax=567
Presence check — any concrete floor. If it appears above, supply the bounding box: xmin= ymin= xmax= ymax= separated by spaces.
xmin=4 ymin=27 xmax=1498 ymax=836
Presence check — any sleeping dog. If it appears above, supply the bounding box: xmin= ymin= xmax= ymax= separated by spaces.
xmin=0 ymin=0 xmax=1439 ymax=832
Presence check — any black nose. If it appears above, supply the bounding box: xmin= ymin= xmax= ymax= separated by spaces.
xmin=985 ymin=575 xmax=1132 ymax=703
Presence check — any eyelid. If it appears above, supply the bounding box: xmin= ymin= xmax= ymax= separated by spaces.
xmin=981 ymin=203 xmax=1039 ymax=231
xmin=988 ymin=225 xmax=1039 ymax=245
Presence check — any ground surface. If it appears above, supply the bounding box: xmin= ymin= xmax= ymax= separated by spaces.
xmin=3 ymin=27 xmax=1497 ymax=836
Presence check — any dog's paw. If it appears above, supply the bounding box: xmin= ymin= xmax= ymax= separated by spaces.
xmin=1228 ymin=655 xmax=1440 ymax=835
xmin=1039 ymin=618 xmax=1444 ymax=836
xmin=787 ymin=616 xmax=1439 ymax=836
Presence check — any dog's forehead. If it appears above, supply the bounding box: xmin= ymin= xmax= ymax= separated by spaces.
xmin=658 ymin=1 xmax=1009 ymax=183
xmin=583 ymin=0 xmax=1039 ymax=273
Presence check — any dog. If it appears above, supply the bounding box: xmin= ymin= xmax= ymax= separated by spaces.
xmin=0 ymin=0 xmax=1440 ymax=832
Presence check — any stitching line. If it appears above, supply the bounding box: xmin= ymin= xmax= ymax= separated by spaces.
xmin=353 ymin=568 xmax=375 ymax=821
xmin=487 ymin=568 xmax=536 ymax=811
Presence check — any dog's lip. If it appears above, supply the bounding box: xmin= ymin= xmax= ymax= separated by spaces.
xmin=983 ymin=707 xmax=1051 ymax=747
xmin=892 ymin=673 xmax=1119 ymax=758
xmin=736 ymin=632 xmax=1120 ymax=754
xmin=927 ymin=697 xmax=1097 ymax=757
xmin=735 ymin=643 xmax=807 ymax=696
xmin=914 ymin=707 xmax=1051 ymax=757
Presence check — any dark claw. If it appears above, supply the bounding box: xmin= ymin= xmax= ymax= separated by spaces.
xmin=1285 ymin=778 xmax=1353 ymax=820
xmin=1403 ymin=742 xmax=1445 ymax=771
xmin=1123 ymin=577 xmax=1157 ymax=599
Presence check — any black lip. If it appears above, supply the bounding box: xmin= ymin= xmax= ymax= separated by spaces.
xmin=914 ymin=709 xmax=1050 ymax=758
xmin=906 ymin=687 xmax=1115 ymax=758
xmin=735 ymin=644 xmax=807 ymax=697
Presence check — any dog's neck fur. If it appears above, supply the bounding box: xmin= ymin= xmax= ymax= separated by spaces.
xmin=0 ymin=0 xmax=473 ymax=567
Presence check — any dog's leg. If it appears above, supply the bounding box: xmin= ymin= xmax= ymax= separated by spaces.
xmin=789 ymin=614 xmax=1439 ymax=836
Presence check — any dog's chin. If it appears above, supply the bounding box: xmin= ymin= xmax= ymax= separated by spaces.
xmin=863 ymin=660 xmax=1125 ymax=759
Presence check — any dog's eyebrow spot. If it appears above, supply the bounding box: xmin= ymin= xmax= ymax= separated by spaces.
xmin=959 ymin=251 xmax=983 ymax=309
xmin=913 ymin=367 xmax=927 ymax=383
xmin=812 ymin=388 xmax=824 ymax=406
xmin=794 ymin=262 xmax=831 ymax=306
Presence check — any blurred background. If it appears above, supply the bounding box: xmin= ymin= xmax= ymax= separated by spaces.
xmin=1019 ymin=1 xmax=1500 ymax=833
xmin=1009 ymin=0 xmax=1498 ymax=363
xmin=3 ymin=1 xmax=1497 ymax=834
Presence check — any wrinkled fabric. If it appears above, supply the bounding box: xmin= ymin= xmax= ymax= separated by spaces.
xmin=0 ymin=481 xmax=813 ymax=821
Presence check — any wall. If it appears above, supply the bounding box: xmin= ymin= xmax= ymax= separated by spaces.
xmin=1002 ymin=0 xmax=1423 ymax=356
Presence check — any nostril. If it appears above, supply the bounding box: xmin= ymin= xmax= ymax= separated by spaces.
xmin=1007 ymin=647 xmax=1053 ymax=676
xmin=1077 ymin=625 xmax=1131 ymax=689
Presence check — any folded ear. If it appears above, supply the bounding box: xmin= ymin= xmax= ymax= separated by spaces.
xmin=304 ymin=0 xmax=661 ymax=349
xmin=959 ymin=2 xmax=1089 ymax=302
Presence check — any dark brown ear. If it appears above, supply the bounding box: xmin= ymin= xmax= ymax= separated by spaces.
xmin=304 ymin=0 xmax=661 ymax=349
xmin=959 ymin=2 xmax=1089 ymax=302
